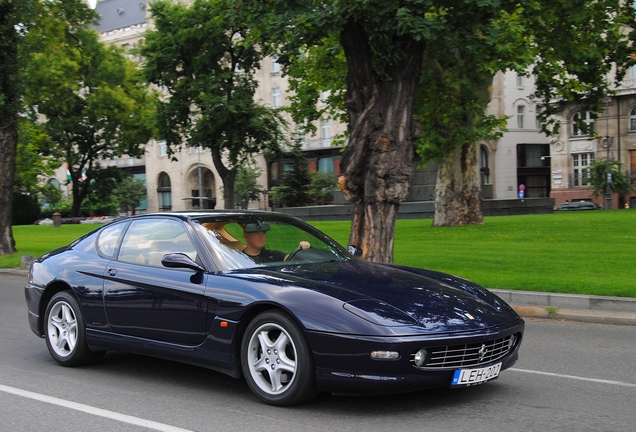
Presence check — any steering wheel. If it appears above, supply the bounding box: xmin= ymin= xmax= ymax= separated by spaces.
xmin=286 ymin=246 xmax=303 ymax=261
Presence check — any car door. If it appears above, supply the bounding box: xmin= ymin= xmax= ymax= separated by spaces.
xmin=103 ymin=217 xmax=211 ymax=346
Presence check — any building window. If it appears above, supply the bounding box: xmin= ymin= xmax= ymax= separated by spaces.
xmin=517 ymin=105 xmax=525 ymax=129
xmin=318 ymin=157 xmax=334 ymax=173
xmin=272 ymin=88 xmax=281 ymax=107
xmin=516 ymin=74 xmax=524 ymax=87
xmin=630 ymin=107 xmax=636 ymax=132
xmin=631 ymin=64 xmax=636 ymax=78
xmin=536 ymin=106 xmax=542 ymax=130
xmin=157 ymin=172 xmax=172 ymax=211
xmin=572 ymin=153 xmax=595 ymax=187
xmin=572 ymin=111 xmax=595 ymax=136
xmin=271 ymin=55 xmax=280 ymax=74
xmin=321 ymin=119 xmax=331 ymax=144
xmin=480 ymin=146 xmax=490 ymax=185
xmin=158 ymin=140 xmax=167 ymax=157
xmin=270 ymin=162 xmax=279 ymax=181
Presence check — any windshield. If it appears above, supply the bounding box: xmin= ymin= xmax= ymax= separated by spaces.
xmin=191 ymin=214 xmax=353 ymax=271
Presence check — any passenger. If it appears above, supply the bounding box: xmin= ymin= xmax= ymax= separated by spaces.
xmin=242 ymin=221 xmax=309 ymax=264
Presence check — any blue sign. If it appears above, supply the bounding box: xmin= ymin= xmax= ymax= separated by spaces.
xmin=519 ymin=191 xmax=525 ymax=198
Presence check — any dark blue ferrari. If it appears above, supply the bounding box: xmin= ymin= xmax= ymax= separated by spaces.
xmin=25 ymin=211 xmax=524 ymax=405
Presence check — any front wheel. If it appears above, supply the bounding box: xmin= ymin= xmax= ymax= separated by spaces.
xmin=44 ymin=291 xmax=104 ymax=367
xmin=241 ymin=311 xmax=318 ymax=406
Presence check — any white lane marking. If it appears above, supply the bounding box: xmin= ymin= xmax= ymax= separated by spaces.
xmin=0 ymin=384 xmax=194 ymax=432
xmin=510 ymin=368 xmax=636 ymax=388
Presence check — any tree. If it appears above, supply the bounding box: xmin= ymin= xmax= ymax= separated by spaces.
xmin=113 ymin=173 xmax=147 ymax=215
xmin=0 ymin=0 xmax=30 ymax=255
xmin=14 ymin=118 xmax=59 ymax=196
xmin=23 ymin=0 xmax=155 ymax=217
xmin=233 ymin=165 xmax=263 ymax=209
xmin=236 ymin=0 xmax=636 ymax=262
xmin=309 ymin=171 xmax=337 ymax=205
xmin=140 ymin=0 xmax=286 ymax=209
xmin=585 ymin=158 xmax=635 ymax=204
xmin=269 ymin=147 xmax=312 ymax=208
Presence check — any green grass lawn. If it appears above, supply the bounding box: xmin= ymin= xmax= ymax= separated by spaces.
xmin=312 ymin=210 xmax=636 ymax=298
xmin=2 ymin=211 xmax=635 ymax=298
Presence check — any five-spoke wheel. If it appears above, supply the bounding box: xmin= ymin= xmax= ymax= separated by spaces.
xmin=44 ymin=291 xmax=104 ymax=366
xmin=241 ymin=311 xmax=318 ymax=405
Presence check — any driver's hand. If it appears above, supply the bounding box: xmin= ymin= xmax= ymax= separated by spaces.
xmin=300 ymin=241 xmax=310 ymax=250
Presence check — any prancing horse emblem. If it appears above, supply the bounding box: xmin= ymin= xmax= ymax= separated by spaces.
xmin=478 ymin=344 xmax=487 ymax=362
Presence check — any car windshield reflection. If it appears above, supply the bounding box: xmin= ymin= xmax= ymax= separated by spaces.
xmin=192 ymin=215 xmax=352 ymax=270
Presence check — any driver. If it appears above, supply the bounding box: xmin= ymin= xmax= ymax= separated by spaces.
xmin=242 ymin=221 xmax=310 ymax=264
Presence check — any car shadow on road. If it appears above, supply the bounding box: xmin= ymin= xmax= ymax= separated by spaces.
xmin=90 ymin=351 xmax=508 ymax=414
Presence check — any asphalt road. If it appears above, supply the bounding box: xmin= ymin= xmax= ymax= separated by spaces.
xmin=2 ymin=274 xmax=635 ymax=432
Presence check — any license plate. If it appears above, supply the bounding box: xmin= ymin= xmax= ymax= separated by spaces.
xmin=451 ymin=363 xmax=502 ymax=387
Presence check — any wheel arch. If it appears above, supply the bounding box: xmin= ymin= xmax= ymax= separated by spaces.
xmin=234 ymin=303 xmax=310 ymax=376
xmin=38 ymin=280 xmax=75 ymax=335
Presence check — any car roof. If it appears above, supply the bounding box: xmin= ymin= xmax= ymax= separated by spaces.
xmin=133 ymin=210 xmax=280 ymax=221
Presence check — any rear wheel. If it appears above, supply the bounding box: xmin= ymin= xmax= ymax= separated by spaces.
xmin=241 ymin=311 xmax=318 ymax=406
xmin=44 ymin=291 xmax=104 ymax=366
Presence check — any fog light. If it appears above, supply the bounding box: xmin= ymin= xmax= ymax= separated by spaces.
xmin=413 ymin=348 xmax=428 ymax=367
xmin=370 ymin=351 xmax=400 ymax=361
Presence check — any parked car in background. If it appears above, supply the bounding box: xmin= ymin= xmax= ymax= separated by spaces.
xmin=555 ymin=201 xmax=600 ymax=211
xmin=25 ymin=211 xmax=524 ymax=405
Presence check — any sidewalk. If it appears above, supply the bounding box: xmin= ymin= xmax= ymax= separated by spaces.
xmin=3 ymin=268 xmax=635 ymax=326
xmin=489 ymin=288 xmax=636 ymax=326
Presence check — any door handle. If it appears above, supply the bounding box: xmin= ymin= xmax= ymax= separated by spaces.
xmin=108 ymin=268 xmax=117 ymax=276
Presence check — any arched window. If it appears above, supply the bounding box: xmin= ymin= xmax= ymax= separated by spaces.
xmin=48 ymin=178 xmax=60 ymax=189
xmin=629 ymin=107 xmax=636 ymax=132
xmin=157 ymin=172 xmax=172 ymax=211
xmin=480 ymin=146 xmax=490 ymax=185
xmin=572 ymin=111 xmax=595 ymax=136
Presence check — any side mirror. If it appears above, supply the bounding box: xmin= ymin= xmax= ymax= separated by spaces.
xmin=161 ymin=253 xmax=206 ymax=272
xmin=348 ymin=245 xmax=363 ymax=258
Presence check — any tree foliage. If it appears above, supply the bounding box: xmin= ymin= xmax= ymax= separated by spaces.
xmin=23 ymin=0 xmax=155 ymax=217
xmin=140 ymin=0 xmax=286 ymax=209
xmin=233 ymin=165 xmax=263 ymax=209
xmin=269 ymin=147 xmax=312 ymax=208
xmin=14 ymin=117 xmax=59 ymax=195
xmin=113 ymin=173 xmax=147 ymax=215
xmin=235 ymin=0 xmax=636 ymax=261
xmin=585 ymin=158 xmax=635 ymax=199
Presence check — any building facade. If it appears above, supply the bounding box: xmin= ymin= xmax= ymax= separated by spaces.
xmin=46 ymin=0 xmax=635 ymax=214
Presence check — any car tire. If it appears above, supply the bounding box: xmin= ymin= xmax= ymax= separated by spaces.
xmin=241 ymin=310 xmax=319 ymax=406
xmin=44 ymin=291 xmax=104 ymax=367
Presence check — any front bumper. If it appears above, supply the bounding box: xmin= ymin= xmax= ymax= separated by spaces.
xmin=306 ymin=318 xmax=524 ymax=394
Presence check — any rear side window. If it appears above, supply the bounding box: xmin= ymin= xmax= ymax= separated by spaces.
xmin=97 ymin=223 xmax=127 ymax=259
xmin=118 ymin=218 xmax=199 ymax=267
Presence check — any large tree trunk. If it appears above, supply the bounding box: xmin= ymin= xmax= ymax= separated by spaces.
xmin=433 ymin=144 xmax=483 ymax=227
xmin=0 ymin=127 xmax=18 ymax=256
xmin=212 ymin=150 xmax=236 ymax=209
xmin=0 ymin=1 xmax=19 ymax=256
xmin=338 ymin=20 xmax=424 ymax=263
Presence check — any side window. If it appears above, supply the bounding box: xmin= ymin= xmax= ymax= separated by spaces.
xmin=118 ymin=219 xmax=198 ymax=267
xmin=96 ymin=222 xmax=127 ymax=259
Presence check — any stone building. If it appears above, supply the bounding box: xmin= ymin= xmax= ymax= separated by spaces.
xmin=46 ymin=0 xmax=635 ymax=214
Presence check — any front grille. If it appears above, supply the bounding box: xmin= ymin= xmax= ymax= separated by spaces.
xmin=411 ymin=334 xmax=519 ymax=369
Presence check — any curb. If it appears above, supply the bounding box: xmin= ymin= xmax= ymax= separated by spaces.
xmin=2 ymin=270 xmax=635 ymax=326
xmin=490 ymin=289 xmax=636 ymax=326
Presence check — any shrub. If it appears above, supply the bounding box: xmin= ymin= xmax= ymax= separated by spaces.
xmin=12 ymin=193 xmax=41 ymax=225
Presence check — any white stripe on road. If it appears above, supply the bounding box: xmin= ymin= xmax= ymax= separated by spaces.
xmin=0 ymin=384 xmax=194 ymax=432
xmin=510 ymin=368 xmax=636 ymax=388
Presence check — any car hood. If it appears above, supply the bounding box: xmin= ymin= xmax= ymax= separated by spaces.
xmin=231 ymin=260 xmax=519 ymax=332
